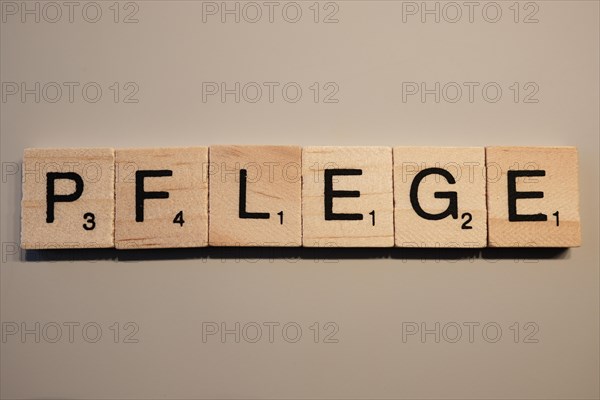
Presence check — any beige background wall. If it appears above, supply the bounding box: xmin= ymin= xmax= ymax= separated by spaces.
xmin=1 ymin=1 xmax=599 ymax=398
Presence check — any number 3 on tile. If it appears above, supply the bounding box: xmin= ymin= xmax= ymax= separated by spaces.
xmin=83 ymin=212 xmax=96 ymax=230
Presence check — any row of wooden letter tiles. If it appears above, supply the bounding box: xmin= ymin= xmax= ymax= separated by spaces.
xmin=20 ymin=146 xmax=581 ymax=249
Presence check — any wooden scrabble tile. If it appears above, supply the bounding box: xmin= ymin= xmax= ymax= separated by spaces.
xmin=486 ymin=147 xmax=581 ymax=247
xmin=208 ymin=145 xmax=302 ymax=246
xmin=302 ymin=147 xmax=394 ymax=247
xmin=394 ymin=147 xmax=487 ymax=248
xmin=115 ymin=147 xmax=209 ymax=249
xmin=21 ymin=148 xmax=115 ymax=249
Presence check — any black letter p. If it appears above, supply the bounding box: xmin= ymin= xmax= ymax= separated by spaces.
xmin=46 ymin=172 xmax=84 ymax=223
